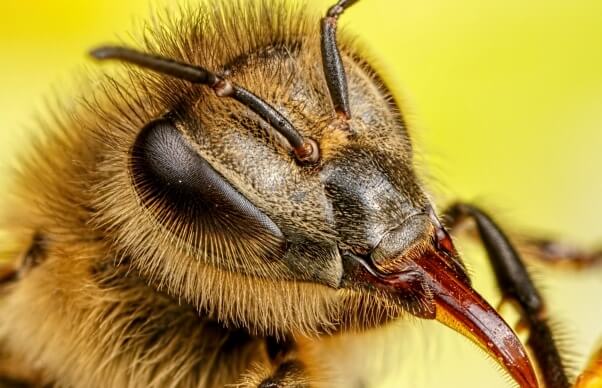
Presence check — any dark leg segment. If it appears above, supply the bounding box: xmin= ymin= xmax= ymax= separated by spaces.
xmin=522 ymin=238 xmax=602 ymax=269
xmin=0 ymin=266 xmax=17 ymax=285
xmin=0 ymin=376 xmax=33 ymax=388
xmin=258 ymin=361 xmax=309 ymax=388
xmin=258 ymin=337 xmax=309 ymax=388
xmin=444 ymin=203 xmax=569 ymax=388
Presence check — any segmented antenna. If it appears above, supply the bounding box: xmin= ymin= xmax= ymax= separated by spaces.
xmin=90 ymin=46 xmax=319 ymax=164
xmin=321 ymin=0 xmax=359 ymax=120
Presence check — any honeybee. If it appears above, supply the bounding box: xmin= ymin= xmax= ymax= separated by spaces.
xmin=0 ymin=0 xmax=600 ymax=387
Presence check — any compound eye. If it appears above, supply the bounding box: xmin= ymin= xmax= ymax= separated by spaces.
xmin=130 ymin=120 xmax=284 ymax=263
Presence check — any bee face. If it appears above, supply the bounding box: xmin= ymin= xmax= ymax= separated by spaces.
xmin=127 ymin=53 xmax=426 ymax=280
xmin=79 ymin=2 xmax=448 ymax=337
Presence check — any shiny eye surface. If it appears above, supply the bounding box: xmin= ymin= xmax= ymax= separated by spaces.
xmin=130 ymin=120 xmax=284 ymax=260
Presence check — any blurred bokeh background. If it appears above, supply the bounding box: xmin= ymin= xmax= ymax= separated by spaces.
xmin=0 ymin=0 xmax=600 ymax=387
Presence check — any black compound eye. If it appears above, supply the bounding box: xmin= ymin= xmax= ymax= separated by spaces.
xmin=130 ymin=119 xmax=284 ymax=262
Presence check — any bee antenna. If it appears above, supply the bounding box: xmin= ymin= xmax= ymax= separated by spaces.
xmin=321 ymin=0 xmax=359 ymax=121
xmin=90 ymin=46 xmax=319 ymax=164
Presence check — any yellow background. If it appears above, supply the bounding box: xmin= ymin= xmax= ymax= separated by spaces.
xmin=0 ymin=0 xmax=600 ymax=387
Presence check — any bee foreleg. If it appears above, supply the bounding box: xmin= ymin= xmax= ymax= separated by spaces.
xmin=257 ymin=360 xmax=310 ymax=388
xmin=236 ymin=337 xmax=312 ymax=388
xmin=0 ymin=266 xmax=17 ymax=286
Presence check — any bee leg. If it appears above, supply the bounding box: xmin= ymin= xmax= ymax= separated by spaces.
xmin=442 ymin=203 xmax=570 ymax=388
xmin=0 ymin=352 xmax=44 ymax=388
xmin=257 ymin=360 xmax=309 ymax=388
xmin=256 ymin=337 xmax=310 ymax=388
xmin=236 ymin=336 xmax=311 ymax=388
xmin=521 ymin=238 xmax=602 ymax=269
xmin=0 ymin=266 xmax=17 ymax=286
xmin=0 ymin=376 xmax=34 ymax=388
xmin=0 ymin=234 xmax=48 ymax=386
xmin=0 ymin=233 xmax=46 ymax=287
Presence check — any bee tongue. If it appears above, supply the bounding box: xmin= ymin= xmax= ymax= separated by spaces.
xmin=343 ymin=226 xmax=538 ymax=387
xmin=413 ymin=252 xmax=539 ymax=388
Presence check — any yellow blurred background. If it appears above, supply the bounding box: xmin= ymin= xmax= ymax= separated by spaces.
xmin=0 ymin=0 xmax=600 ymax=387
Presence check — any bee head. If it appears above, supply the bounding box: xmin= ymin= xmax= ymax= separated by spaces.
xmin=88 ymin=2 xmax=536 ymax=387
